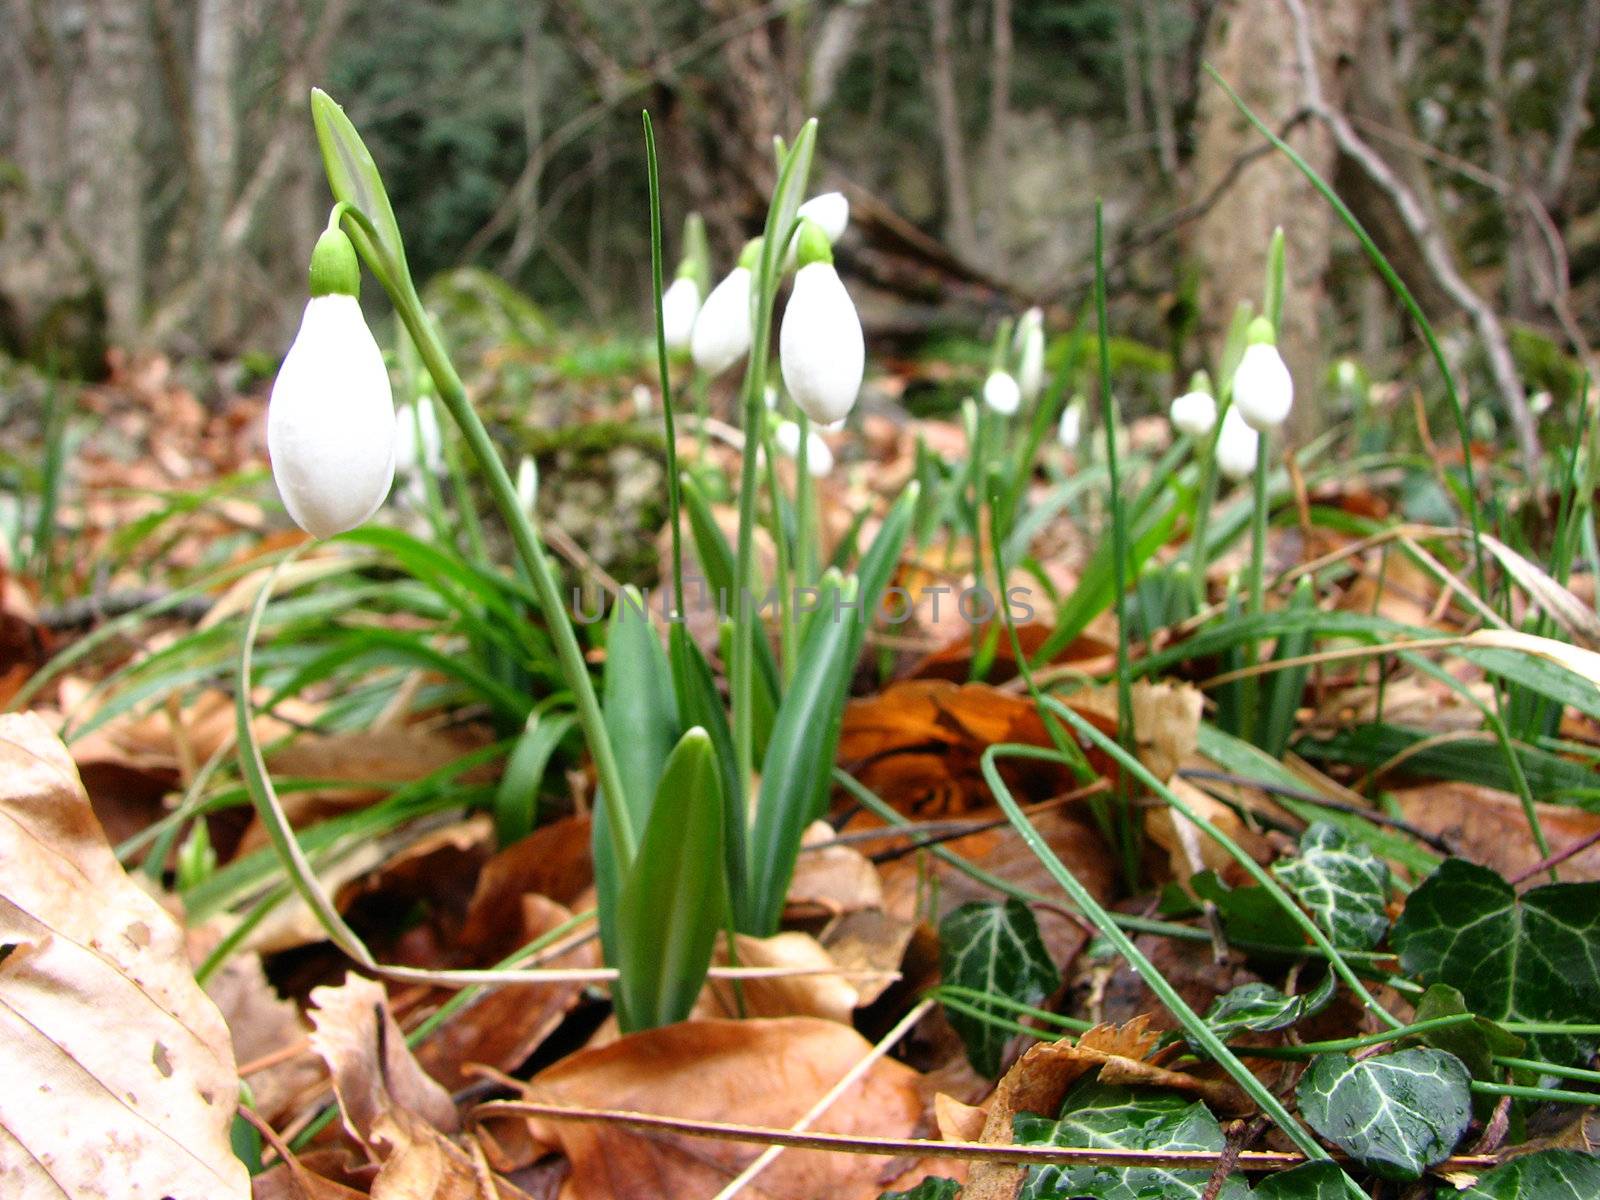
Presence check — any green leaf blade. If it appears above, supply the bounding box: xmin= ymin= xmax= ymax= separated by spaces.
xmin=1296 ymin=1048 xmax=1471 ymax=1181
xmin=939 ymin=899 xmax=1059 ymax=1078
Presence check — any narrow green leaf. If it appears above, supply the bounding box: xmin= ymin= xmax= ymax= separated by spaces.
xmin=668 ymin=623 xmax=744 ymax=914
xmin=1016 ymin=1080 xmax=1248 ymax=1200
xmin=614 ymin=727 xmax=726 ymax=1031
xmin=1271 ymin=823 xmax=1391 ymax=951
xmin=493 ymin=710 xmax=577 ymax=846
xmin=1296 ymin=1049 xmax=1471 ymax=1181
xmin=1392 ymin=859 xmax=1600 ymax=1064
xmin=939 ymin=899 xmax=1059 ymax=1078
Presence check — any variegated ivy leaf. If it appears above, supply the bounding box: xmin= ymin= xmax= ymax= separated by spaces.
xmin=1296 ymin=1048 xmax=1471 ymax=1181
xmin=939 ymin=899 xmax=1058 ymax=1078
xmin=1272 ymin=822 xmax=1390 ymax=950
xmin=1392 ymin=858 xmax=1600 ymax=1065
xmin=877 ymin=1178 xmax=961 ymax=1200
xmin=1015 ymin=1079 xmax=1249 ymax=1200
xmin=1203 ymin=972 xmax=1337 ymax=1041
xmin=1249 ymin=1162 xmax=1350 ymax=1198
xmin=1460 ymin=1150 xmax=1600 ymax=1199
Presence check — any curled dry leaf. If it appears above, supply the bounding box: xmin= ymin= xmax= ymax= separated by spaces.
xmin=785 ymin=819 xmax=885 ymax=920
xmin=504 ymin=1016 xmax=934 ymax=1200
xmin=0 ymin=712 xmax=249 ymax=1200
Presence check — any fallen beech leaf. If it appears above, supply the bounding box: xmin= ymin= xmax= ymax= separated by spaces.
xmin=1393 ymin=782 xmax=1600 ymax=881
xmin=934 ymin=1092 xmax=986 ymax=1142
xmin=511 ymin=1017 xmax=933 ymax=1200
xmin=0 ymin=712 xmax=249 ymax=1198
xmin=821 ymin=908 xmax=920 ymax=1008
xmin=309 ymin=972 xmax=460 ymax=1144
xmin=703 ymin=932 xmax=860 ymax=1022
xmin=1072 ymin=679 xmax=1203 ymax=784
xmin=206 ymin=951 xmax=323 ymax=1123
xmin=1145 ymin=777 xmax=1273 ymax=888
xmin=786 ymin=820 xmax=884 ymax=919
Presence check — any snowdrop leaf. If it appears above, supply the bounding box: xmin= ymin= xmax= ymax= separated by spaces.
xmin=1391 ymin=858 xmax=1600 ymax=1064
xmin=1296 ymin=1049 xmax=1471 ymax=1181
xmin=939 ymin=899 xmax=1058 ymax=1078
xmin=1271 ymin=822 xmax=1391 ymax=951
xmin=1015 ymin=1080 xmax=1248 ymax=1200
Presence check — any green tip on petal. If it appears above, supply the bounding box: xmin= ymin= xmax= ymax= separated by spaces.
xmin=1245 ymin=315 xmax=1276 ymax=347
xmin=737 ymin=236 xmax=764 ymax=271
xmin=792 ymin=218 xmax=833 ymax=268
xmin=308 ymin=226 xmax=361 ymax=297
xmin=1188 ymin=368 xmax=1213 ymax=394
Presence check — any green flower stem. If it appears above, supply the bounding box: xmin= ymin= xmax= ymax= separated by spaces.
xmin=338 ymin=207 xmax=637 ymax=867
xmin=935 ymin=984 xmax=1093 ymax=1033
xmin=978 ymin=746 xmax=1353 ymax=1185
xmin=1474 ymin=1081 xmax=1600 ymax=1106
xmin=1493 ymin=1056 xmax=1600 ymax=1085
xmin=1241 ymin=436 xmax=1271 ymax=743
xmin=1229 ymin=1013 xmax=1479 ymax=1058
xmin=760 ymin=418 xmax=798 ymax=683
xmin=1094 ymin=204 xmax=1140 ymax=888
xmin=795 ymin=411 xmax=818 ymax=589
xmin=643 ymin=112 xmax=685 ymax=609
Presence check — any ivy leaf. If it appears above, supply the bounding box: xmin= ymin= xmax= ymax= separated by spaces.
xmin=1204 ymin=973 xmax=1337 ymax=1041
xmin=1015 ymin=1079 xmax=1249 ymax=1200
xmin=1459 ymin=1150 xmax=1600 ymax=1198
xmin=878 ymin=1179 xmax=962 ymax=1200
xmin=1391 ymin=859 xmax=1600 ymax=1064
xmin=1410 ymin=983 xmax=1523 ymax=1083
xmin=1249 ymin=1162 xmax=1348 ymax=1198
xmin=1188 ymin=871 xmax=1304 ymax=949
xmin=1271 ymin=822 xmax=1390 ymax=951
xmin=939 ymin=900 xmax=1058 ymax=1078
xmin=1296 ymin=1048 xmax=1471 ymax=1181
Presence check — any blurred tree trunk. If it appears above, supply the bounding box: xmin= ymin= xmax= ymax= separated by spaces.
xmin=929 ymin=0 xmax=979 ymax=263
xmin=193 ymin=0 xmax=241 ymax=349
xmin=66 ymin=0 xmax=149 ymax=346
xmin=1191 ymin=0 xmax=1370 ymax=444
xmin=985 ymin=0 xmax=1012 ymax=273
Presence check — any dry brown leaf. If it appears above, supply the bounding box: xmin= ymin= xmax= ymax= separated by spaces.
xmin=1145 ymin=777 xmax=1273 ymax=888
xmin=1393 ymin=782 xmax=1600 ymax=880
xmin=0 ymin=712 xmax=249 ymax=1198
xmin=510 ymin=1017 xmax=932 ymax=1200
xmin=703 ymin=932 xmax=860 ymax=1022
xmin=785 ymin=820 xmax=884 ymax=919
xmin=206 ymin=951 xmax=323 ymax=1123
xmin=933 ymin=1092 xmax=986 ymax=1142
xmin=821 ymin=908 xmax=919 ymax=1008
xmin=1071 ymin=679 xmax=1203 ymax=784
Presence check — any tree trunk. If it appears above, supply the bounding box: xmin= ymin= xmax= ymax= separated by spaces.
xmin=193 ymin=0 xmax=241 ymax=349
xmin=985 ymin=0 xmax=1013 ymax=273
xmin=1190 ymin=0 xmax=1369 ymax=445
xmin=67 ymin=0 xmax=149 ymax=346
xmin=929 ymin=0 xmax=979 ymax=263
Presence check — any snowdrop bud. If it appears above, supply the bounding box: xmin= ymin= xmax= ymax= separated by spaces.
xmin=394 ymin=396 xmax=443 ymax=474
xmin=1215 ymin=404 xmax=1260 ymax=482
xmin=983 ymin=370 xmax=1021 ymax=417
xmin=516 ymin=455 xmax=538 ymax=518
xmin=798 ymin=192 xmax=849 ymax=243
xmin=775 ymin=420 xmax=833 ymax=477
xmin=631 ymin=383 xmax=652 ymax=416
xmin=764 ymin=384 xmax=779 ymax=411
xmin=268 ymin=229 xmax=395 ymax=539
xmin=661 ymin=275 xmax=701 ymax=352
xmin=691 ymin=240 xmax=760 ymax=376
xmin=779 ymin=221 xmax=864 ymax=425
xmin=1057 ymin=397 xmax=1084 ymax=450
xmin=1169 ymin=390 xmax=1217 ymax=440
xmin=1015 ymin=307 xmax=1046 ymax=402
xmin=1232 ymin=318 xmax=1293 ymax=432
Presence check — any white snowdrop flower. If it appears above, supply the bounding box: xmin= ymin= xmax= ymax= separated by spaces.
xmin=268 ymin=227 xmax=395 ymax=539
xmin=798 ymin=192 xmax=849 ymax=243
xmin=775 ymin=420 xmax=833 ymax=477
xmin=661 ymin=275 xmax=701 ymax=352
xmin=1057 ymin=397 xmax=1084 ymax=450
xmin=515 ymin=455 xmax=538 ymax=516
xmin=779 ymin=220 xmax=865 ymax=425
xmin=1169 ymin=390 xmax=1217 ymax=440
xmin=1232 ymin=318 xmax=1293 ymax=432
xmin=631 ymin=383 xmax=652 ymax=416
xmin=822 ymin=417 xmax=846 ymax=433
xmin=394 ymin=396 xmax=443 ymax=474
xmin=764 ymin=384 xmax=780 ymax=411
xmin=1216 ymin=404 xmax=1260 ymax=482
xmin=1015 ymin=307 xmax=1046 ymax=402
xmin=983 ymin=370 xmax=1021 ymax=417
xmin=691 ymin=242 xmax=759 ymax=375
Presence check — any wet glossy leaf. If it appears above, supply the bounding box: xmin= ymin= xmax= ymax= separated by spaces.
xmin=1409 ymin=983 xmax=1523 ymax=1085
xmin=1392 ymin=858 xmax=1600 ymax=1064
xmin=1203 ymin=973 xmax=1337 ymax=1040
xmin=878 ymin=1179 xmax=962 ymax=1200
xmin=940 ymin=899 xmax=1059 ymax=1078
xmin=1460 ymin=1150 xmax=1600 ymax=1199
xmin=1296 ymin=1048 xmax=1471 ymax=1181
xmin=1271 ymin=822 xmax=1390 ymax=951
xmin=1249 ymin=1162 xmax=1349 ymax=1199
xmin=1015 ymin=1079 xmax=1248 ymax=1200
xmin=1188 ymin=870 xmax=1303 ymax=950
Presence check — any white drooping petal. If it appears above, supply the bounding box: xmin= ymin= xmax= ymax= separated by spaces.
xmin=661 ymin=275 xmax=700 ymax=352
xmin=394 ymin=396 xmax=443 ymax=474
xmin=780 ymin=261 xmax=864 ymax=425
xmin=268 ymin=295 xmax=396 ymax=539
xmin=1016 ymin=311 xmax=1046 ymax=403
xmin=1232 ymin=342 xmax=1294 ymax=432
xmin=983 ymin=370 xmax=1021 ymax=416
xmin=764 ymin=384 xmax=780 ymax=410
xmin=1215 ymin=404 xmax=1260 ymax=482
xmin=775 ymin=420 xmax=833 ymax=477
xmin=798 ymin=192 xmax=850 ymax=243
xmin=1057 ymin=401 xmax=1082 ymax=450
xmin=690 ymin=267 xmax=752 ymax=375
xmin=1169 ymin=390 xmax=1218 ymax=439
